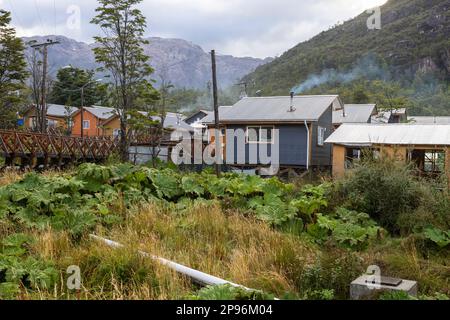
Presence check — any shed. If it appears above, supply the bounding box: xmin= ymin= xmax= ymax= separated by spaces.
xmin=325 ymin=124 xmax=450 ymax=180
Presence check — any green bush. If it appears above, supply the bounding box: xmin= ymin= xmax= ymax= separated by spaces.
xmin=336 ymin=158 xmax=424 ymax=233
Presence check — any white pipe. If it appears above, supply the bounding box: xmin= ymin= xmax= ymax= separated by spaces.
xmin=304 ymin=120 xmax=310 ymax=170
xmin=89 ymin=234 xmax=250 ymax=289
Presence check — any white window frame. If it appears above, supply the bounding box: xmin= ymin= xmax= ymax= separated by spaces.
xmin=317 ymin=126 xmax=327 ymax=147
xmin=246 ymin=126 xmax=260 ymax=144
xmin=246 ymin=126 xmax=275 ymax=144
xmin=83 ymin=120 xmax=90 ymax=129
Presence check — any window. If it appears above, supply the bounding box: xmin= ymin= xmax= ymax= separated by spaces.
xmin=83 ymin=120 xmax=90 ymax=129
xmin=47 ymin=119 xmax=57 ymax=128
xmin=424 ymin=150 xmax=445 ymax=173
xmin=246 ymin=126 xmax=274 ymax=144
xmin=246 ymin=126 xmax=260 ymax=143
xmin=318 ymin=126 xmax=327 ymax=146
xmin=260 ymin=127 xmax=273 ymax=143
xmin=30 ymin=118 xmax=37 ymax=129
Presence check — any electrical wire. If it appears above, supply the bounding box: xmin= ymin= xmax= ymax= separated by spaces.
xmin=6 ymin=0 xmax=24 ymax=27
xmin=33 ymin=0 xmax=47 ymax=35
xmin=53 ymin=0 xmax=57 ymax=35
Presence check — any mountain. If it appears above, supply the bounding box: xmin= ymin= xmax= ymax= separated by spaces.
xmin=242 ymin=0 xmax=450 ymax=115
xmin=22 ymin=35 xmax=271 ymax=89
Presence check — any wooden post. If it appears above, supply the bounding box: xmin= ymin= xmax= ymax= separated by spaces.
xmin=211 ymin=50 xmax=221 ymax=177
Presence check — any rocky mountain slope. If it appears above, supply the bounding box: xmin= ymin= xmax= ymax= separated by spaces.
xmin=243 ymin=0 xmax=450 ymax=98
xmin=22 ymin=35 xmax=271 ymax=89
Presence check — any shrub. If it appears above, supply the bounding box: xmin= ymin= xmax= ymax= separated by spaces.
xmin=336 ymin=158 xmax=424 ymax=233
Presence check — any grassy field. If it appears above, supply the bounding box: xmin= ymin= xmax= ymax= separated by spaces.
xmin=0 ymin=161 xmax=449 ymax=300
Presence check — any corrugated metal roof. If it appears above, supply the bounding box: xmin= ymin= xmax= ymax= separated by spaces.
xmin=333 ymin=104 xmax=376 ymax=124
xmin=202 ymin=107 xmax=232 ymax=124
xmin=408 ymin=116 xmax=450 ymax=125
xmin=210 ymin=96 xmax=339 ymax=123
xmin=46 ymin=104 xmax=79 ymax=117
xmin=162 ymin=113 xmax=193 ymax=131
xmin=325 ymin=124 xmax=450 ymax=146
xmin=85 ymin=106 xmax=116 ymax=120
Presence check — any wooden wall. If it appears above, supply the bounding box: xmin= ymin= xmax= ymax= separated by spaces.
xmin=332 ymin=145 xmax=346 ymax=178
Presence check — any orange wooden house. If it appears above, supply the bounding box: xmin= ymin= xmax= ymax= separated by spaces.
xmin=71 ymin=106 xmax=116 ymax=137
xmin=22 ymin=104 xmax=79 ymax=131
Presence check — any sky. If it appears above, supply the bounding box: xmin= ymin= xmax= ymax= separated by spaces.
xmin=0 ymin=0 xmax=388 ymax=58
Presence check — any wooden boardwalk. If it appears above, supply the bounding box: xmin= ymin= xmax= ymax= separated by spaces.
xmin=0 ymin=130 xmax=120 ymax=168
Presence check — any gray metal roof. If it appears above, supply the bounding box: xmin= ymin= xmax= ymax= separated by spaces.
xmin=184 ymin=110 xmax=212 ymax=125
xmin=46 ymin=104 xmax=79 ymax=117
xmin=333 ymin=104 xmax=376 ymax=125
xmin=202 ymin=107 xmax=232 ymax=124
xmin=209 ymin=96 xmax=340 ymax=123
xmin=85 ymin=106 xmax=117 ymax=120
xmin=325 ymin=124 xmax=450 ymax=146
xmin=162 ymin=113 xmax=193 ymax=131
xmin=408 ymin=116 xmax=450 ymax=125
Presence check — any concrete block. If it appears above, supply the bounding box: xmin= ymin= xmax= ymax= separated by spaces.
xmin=350 ymin=275 xmax=418 ymax=300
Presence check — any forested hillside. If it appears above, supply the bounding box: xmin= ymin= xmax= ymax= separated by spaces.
xmin=243 ymin=0 xmax=450 ymax=115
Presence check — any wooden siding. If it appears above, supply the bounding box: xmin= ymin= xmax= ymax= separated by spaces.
xmin=330 ymin=144 xmax=450 ymax=185
xmin=224 ymin=124 xmax=308 ymax=167
xmin=332 ymin=145 xmax=346 ymax=178
xmin=72 ymin=109 xmax=105 ymax=137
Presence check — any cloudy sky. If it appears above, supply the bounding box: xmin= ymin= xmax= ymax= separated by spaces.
xmin=1 ymin=0 xmax=387 ymax=58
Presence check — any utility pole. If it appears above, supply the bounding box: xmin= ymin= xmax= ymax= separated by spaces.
xmin=211 ymin=50 xmax=221 ymax=177
xmin=30 ymin=39 xmax=60 ymax=133
xmin=236 ymin=81 xmax=248 ymax=99
xmin=80 ymin=86 xmax=85 ymax=138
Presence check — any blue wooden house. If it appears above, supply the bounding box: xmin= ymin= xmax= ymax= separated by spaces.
xmin=205 ymin=94 xmax=343 ymax=171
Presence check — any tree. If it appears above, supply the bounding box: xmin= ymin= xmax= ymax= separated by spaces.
xmin=26 ymin=45 xmax=48 ymax=132
xmin=0 ymin=10 xmax=28 ymax=128
xmin=91 ymin=0 xmax=156 ymax=161
xmin=49 ymin=67 xmax=108 ymax=107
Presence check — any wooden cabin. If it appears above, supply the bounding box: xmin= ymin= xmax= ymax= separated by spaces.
xmin=325 ymin=124 xmax=450 ymax=183
xmin=22 ymin=104 xmax=78 ymax=131
xmin=71 ymin=106 xmax=116 ymax=137
xmin=204 ymin=95 xmax=344 ymax=172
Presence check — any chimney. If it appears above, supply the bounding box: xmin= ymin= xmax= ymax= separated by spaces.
xmin=289 ymin=91 xmax=296 ymax=112
xmin=342 ymin=105 xmax=346 ymax=118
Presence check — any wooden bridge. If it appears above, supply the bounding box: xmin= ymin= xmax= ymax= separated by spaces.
xmin=0 ymin=129 xmax=121 ymax=168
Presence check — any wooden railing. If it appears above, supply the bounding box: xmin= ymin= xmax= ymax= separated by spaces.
xmin=0 ymin=129 xmax=120 ymax=167
xmin=0 ymin=129 xmax=181 ymax=168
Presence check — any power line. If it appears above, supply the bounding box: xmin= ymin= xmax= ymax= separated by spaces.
xmin=6 ymin=0 xmax=24 ymax=27
xmin=53 ymin=0 xmax=57 ymax=35
xmin=33 ymin=0 xmax=47 ymax=35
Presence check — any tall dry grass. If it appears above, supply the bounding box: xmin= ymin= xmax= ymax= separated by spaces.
xmin=20 ymin=203 xmax=318 ymax=300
